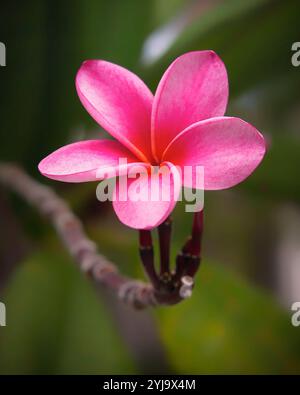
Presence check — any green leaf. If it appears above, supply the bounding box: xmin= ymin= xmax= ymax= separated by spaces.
xmin=158 ymin=260 xmax=300 ymax=374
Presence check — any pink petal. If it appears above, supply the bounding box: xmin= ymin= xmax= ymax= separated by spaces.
xmin=38 ymin=140 xmax=142 ymax=183
xmin=112 ymin=162 xmax=181 ymax=229
xmin=76 ymin=60 xmax=154 ymax=163
xmin=163 ymin=117 xmax=266 ymax=190
xmin=152 ymin=50 xmax=228 ymax=160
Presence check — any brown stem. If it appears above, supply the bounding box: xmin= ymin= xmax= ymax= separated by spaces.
xmin=182 ymin=210 xmax=203 ymax=257
xmin=139 ymin=229 xmax=152 ymax=248
xmin=0 ymin=162 xmax=194 ymax=308
xmin=174 ymin=210 xmax=203 ymax=282
xmin=139 ymin=230 xmax=160 ymax=288
xmin=0 ymin=163 xmax=157 ymax=308
xmin=158 ymin=217 xmax=172 ymax=276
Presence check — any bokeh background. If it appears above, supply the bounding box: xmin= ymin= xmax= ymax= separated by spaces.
xmin=1 ymin=0 xmax=300 ymax=374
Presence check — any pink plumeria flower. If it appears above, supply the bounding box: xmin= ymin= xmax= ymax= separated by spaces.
xmin=38 ymin=51 xmax=266 ymax=230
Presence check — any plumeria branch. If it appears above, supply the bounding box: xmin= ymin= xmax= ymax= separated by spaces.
xmin=0 ymin=163 xmax=203 ymax=309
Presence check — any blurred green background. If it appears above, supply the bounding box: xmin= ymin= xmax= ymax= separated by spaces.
xmin=1 ymin=0 xmax=300 ymax=374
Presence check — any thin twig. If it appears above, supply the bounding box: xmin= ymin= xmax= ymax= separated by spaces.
xmin=0 ymin=163 xmax=193 ymax=308
xmin=0 ymin=163 xmax=157 ymax=308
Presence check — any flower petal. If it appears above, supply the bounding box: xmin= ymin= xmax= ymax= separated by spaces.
xmin=38 ymin=140 xmax=142 ymax=183
xmin=112 ymin=162 xmax=181 ymax=229
xmin=152 ymin=50 xmax=228 ymax=160
xmin=76 ymin=60 xmax=154 ymax=163
xmin=163 ymin=117 xmax=266 ymax=190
